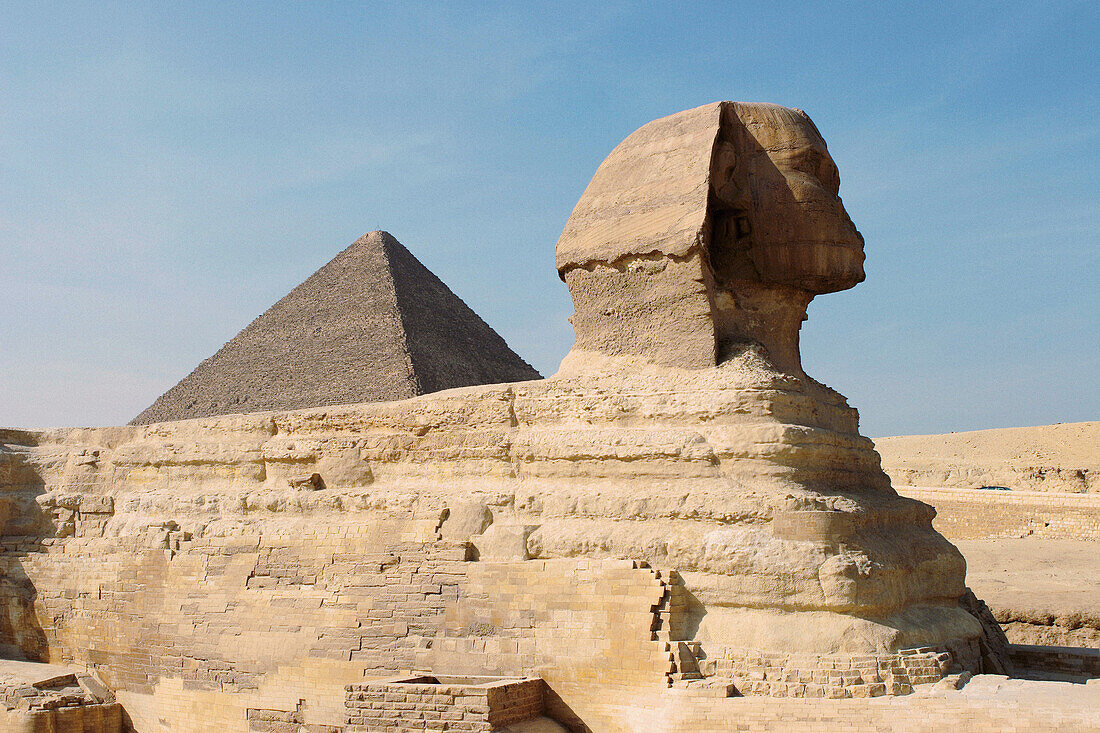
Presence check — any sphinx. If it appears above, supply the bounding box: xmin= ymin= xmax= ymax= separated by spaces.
xmin=544 ymin=101 xmax=977 ymax=656
xmin=0 ymin=103 xmax=990 ymax=726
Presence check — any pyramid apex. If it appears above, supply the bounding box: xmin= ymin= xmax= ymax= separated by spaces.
xmin=353 ymin=230 xmax=397 ymax=245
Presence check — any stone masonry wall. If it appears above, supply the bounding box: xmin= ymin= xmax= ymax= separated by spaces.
xmin=701 ymin=644 xmax=975 ymax=699
xmin=423 ymin=560 xmax=676 ymax=686
xmin=0 ymin=513 xmax=702 ymax=732
xmin=1008 ymin=644 xmax=1100 ymax=679
xmin=0 ymin=518 xmax=471 ymax=732
xmin=0 ymin=702 xmax=123 ymax=733
xmin=0 ymin=409 xmax=1012 ymax=732
xmin=416 ymin=559 xmax=684 ymax=731
xmin=895 ymin=487 xmax=1100 ymax=540
xmin=0 ymin=509 xmax=982 ymax=732
xmin=345 ymin=676 xmax=545 ymax=732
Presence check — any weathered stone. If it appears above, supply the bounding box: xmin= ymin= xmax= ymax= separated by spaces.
xmin=473 ymin=524 xmax=535 ymax=561
xmin=556 ymin=101 xmax=863 ymax=372
xmin=0 ymin=660 xmax=121 ymax=731
xmin=439 ymin=502 xmax=494 ymax=543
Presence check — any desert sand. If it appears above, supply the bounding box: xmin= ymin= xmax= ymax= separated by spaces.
xmin=876 ymin=421 xmax=1098 ymax=493
xmin=959 ymin=539 xmax=1100 ymax=648
xmin=879 ymin=423 xmax=1099 ymax=649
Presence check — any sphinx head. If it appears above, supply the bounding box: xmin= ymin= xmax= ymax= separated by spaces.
xmin=709 ymin=102 xmax=864 ymax=294
xmin=556 ymin=101 xmax=864 ymax=374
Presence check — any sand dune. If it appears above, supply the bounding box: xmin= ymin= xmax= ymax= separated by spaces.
xmin=875 ymin=421 xmax=1098 ymax=493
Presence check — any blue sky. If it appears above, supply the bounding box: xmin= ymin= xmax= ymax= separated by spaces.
xmin=1 ymin=1 xmax=1097 ymax=435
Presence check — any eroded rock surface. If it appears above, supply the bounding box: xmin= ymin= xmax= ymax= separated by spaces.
xmin=556 ymin=101 xmax=864 ymax=372
xmin=0 ymin=660 xmax=120 ymax=732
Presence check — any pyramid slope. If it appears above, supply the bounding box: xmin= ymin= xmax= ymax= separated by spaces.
xmin=382 ymin=235 xmax=541 ymax=394
xmin=132 ymin=231 xmax=540 ymax=424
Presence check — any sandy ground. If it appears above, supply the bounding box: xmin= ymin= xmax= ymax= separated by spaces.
xmin=958 ymin=538 xmax=1100 ymax=620
xmin=957 ymin=537 xmax=1100 ymax=647
xmin=877 ymin=421 xmax=1099 ymax=467
xmin=877 ymin=422 xmax=1099 ymax=638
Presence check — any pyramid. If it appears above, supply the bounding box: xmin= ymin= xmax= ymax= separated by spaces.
xmin=131 ymin=231 xmax=541 ymax=424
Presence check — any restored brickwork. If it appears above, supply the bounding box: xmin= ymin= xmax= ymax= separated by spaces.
xmin=345 ymin=675 xmax=545 ymax=732
xmin=896 ymin=487 xmax=1100 ymax=540
xmin=0 ymin=702 xmax=123 ymax=733
xmin=1009 ymin=644 xmax=1100 ymax=680
xmin=0 ymin=659 xmax=123 ymax=733
xmin=0 ymin=519 xmax=473 ymax=731
xmin=424 ymin=560 xmax=676 ymax=689
xmin=246 ymin=702 xmax=341 ymax=733
xmin=0 ymin=504 xmax=991 ymax=733
xmin=0 ymin=523 xmax=700 ymax=731
xmin=1 ymin=513 xmax=992 ymax=733
xmin=700 ymin=644 xmax=978 ymax=698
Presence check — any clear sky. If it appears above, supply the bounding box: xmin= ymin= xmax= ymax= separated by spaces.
xmin=2 ymin=1 xmax=1097 ymax=435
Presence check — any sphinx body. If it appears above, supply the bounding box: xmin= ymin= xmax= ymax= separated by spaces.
xmin=0 ymin=103 xmax=990 ymax=729
xmin=1 ymin=356 xmax=977 ymax=657
xmin=548 ymin=101 xmax=978 ymax=652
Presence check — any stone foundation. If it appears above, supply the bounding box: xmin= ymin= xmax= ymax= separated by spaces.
xmin=701 ymin=643 xmax=977 ymax=698
xmin=345 ymin=675 xmax=546 ymax=732
xmin=1008 ymin=644 xmax=1100 ymax=681
xmin=0 ymin=660 xmax=122 ymax=733
xmin=896 ymin=487 xmax=1100 ymax=540
xmin=0 ymin=515 xmax=971 ymax=733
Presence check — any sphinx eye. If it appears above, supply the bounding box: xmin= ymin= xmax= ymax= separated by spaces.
xmin=714 ymin=140 xmax=738 ymax=179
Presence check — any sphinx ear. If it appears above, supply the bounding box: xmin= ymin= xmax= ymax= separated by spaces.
xmin=710 ymin=140 xmax=741 ymax=207
xmin=712 ymin=139 xmax=737 ymax=178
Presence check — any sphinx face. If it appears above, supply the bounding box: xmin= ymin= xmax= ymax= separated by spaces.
xmin=711 ymin=103 xmax=865 ymax=294
xmin=554 ymin=101 xmax=870 ymax=371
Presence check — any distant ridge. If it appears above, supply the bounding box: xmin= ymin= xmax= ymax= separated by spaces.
xmin=875 ymin=421 xmax=1099 ymax=493
xmin=131 ymin=231 xmax=540 ymax=424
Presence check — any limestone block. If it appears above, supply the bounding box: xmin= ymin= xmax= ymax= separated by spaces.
xmin=440 ymin=502 xmax=493 ymax=542
xmin=474 ymin=524 xmax=536 ymax=561
xmin=563 ymin=255 xmax=716 ymax=369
